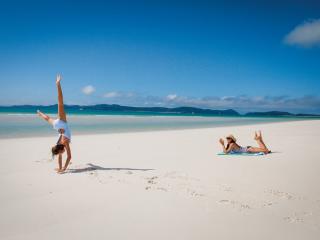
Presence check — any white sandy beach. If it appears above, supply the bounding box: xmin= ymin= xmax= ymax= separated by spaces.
xmin=0 ymin=120 xmax=320 ymax=240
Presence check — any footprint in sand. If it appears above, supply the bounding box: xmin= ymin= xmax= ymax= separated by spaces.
xmin=87 ymin=170 xmax=106 ymax=184
xmin=35 ymin=158 xmax=51 ymax=163
xmin=283 ymin=211 xmax=314 ymax=224
xmin=185 ymin=188 xmax=205 ymax=197
xmin=144 ymin=173 xmax=205 ymax=197
xmin=219 ymin=184 xmax=233 ymax=192
xmin=262 ymin=202 xmax=274 ymax=207
xmin=88 ymin=170 xmax=98 ymax=177
xmin=218 ymin=199 xmax=252 ymax=211
xmin=240 ymin=204 xmax=251 ymax=210
xmin=266 ymin=189 xmax=295 ymax=200
xmin=284 ymin=215 xmax=304 ymax=223
xmin=156 ymin=187 xmax=168 ymax=192
xmin=163 ymin=171 xmax=200 ymax=182
xmin=145 ymin=176 xmax=159 ymax=190
xmin=146 ymin=176 xmax=158 ymax=185
xmin=218 ymin=199 xmax=237 ymax=207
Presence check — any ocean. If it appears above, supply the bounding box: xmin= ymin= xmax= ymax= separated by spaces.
xmin=0 ymin=112 xmax=306 ymax=139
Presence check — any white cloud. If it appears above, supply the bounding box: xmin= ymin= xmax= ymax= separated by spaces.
xmin=166 ymin=94 xmax=177 ymax=100
xmin=98 ymin=91 xmax=320 ymax=113
xmin=284 ymin=19 xmax=320 ymax=47
xmin=162 ymin=95 xmax=320 ymax=113
xmin=82 ymin=85 xmax=95 ymax=95
xmin=103 ymin=91 xmax=121 ymax=98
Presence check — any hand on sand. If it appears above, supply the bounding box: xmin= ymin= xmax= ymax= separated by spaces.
xmin=56 ymin=74 xmax=62 ymax=85
xmin=219 ymin=138 xmax=224 ymax=145
xmin=56 ymin=167 xmax=67 ymax=174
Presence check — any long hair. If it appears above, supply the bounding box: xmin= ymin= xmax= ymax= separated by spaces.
xmin=51 ymin=144 xmax=65 ymax=158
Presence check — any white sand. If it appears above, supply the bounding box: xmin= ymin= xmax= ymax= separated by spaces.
xmin=0 ymin=120 xmax=320 ymax=240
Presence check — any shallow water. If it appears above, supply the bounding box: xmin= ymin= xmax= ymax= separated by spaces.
xmin=0 ymin=113 xmax=306 ymax=139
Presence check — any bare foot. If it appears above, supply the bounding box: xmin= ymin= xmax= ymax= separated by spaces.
xmin=254 ymin=131 xmax=259 ymax=140
xmin=55 ymin=168 xmax=62 ymax=171
xmin=254 ymin=131 xmax=262 ymax=141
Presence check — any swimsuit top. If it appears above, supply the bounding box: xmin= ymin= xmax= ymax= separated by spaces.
xmin=53 ymin=119 xmax=71 ymax=142
xmin=230 ymin=146 xmax=249 ymax=154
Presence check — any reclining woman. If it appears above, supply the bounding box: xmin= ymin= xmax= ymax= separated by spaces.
xmin=219 ymin=131 xmax=271 ymax=154
xmin=37 ymin=74 xmax=72 ymax=173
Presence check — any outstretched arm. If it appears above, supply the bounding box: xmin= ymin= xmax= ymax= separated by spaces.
xmin=37 ymin=110 xmax=53 ymax=125
xmin=56 ymin=74 xmax=67 ymax=122
xmin=62 ymin=142 xmax=72 ymax=171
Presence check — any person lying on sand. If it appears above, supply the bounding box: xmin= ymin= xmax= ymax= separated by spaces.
xmin=37 ymin=74 xmax=72 ymax=173
xmin=219 ymin=131 xmax=271 ymax=154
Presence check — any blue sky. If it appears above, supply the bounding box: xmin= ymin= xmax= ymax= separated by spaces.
xmin=0 ymin=0 xmax=320 ymax=113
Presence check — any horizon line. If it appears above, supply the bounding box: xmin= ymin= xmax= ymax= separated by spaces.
xmin=0 ymin=104 xmax=319 ymax=116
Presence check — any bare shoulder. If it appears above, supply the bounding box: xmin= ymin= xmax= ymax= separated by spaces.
xmin=227 ymin=143 xmax=237 ymax=150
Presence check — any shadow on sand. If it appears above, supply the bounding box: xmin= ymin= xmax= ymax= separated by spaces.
xmin=67 ymin=163 xmax=154 ymax=174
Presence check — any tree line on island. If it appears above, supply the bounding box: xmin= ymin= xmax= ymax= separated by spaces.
xmin=0 ymin=104 xmax=319 ymax=117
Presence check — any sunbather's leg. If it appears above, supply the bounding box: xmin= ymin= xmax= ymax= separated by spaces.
xmin=247 ymin=146 xmax=268 ymax=153
xmin=254 ymin=131 xmax=269 ymax=151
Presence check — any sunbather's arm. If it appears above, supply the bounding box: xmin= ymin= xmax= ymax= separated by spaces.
xmin=219 ymin=138 xmax=233 ymax=153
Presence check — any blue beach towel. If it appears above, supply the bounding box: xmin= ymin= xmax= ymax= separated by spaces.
xmin=217 ymin=152 xmax=265 ymax=156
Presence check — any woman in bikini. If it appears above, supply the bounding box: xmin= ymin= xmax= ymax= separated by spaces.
xmin=219 ymin=131 xmax=271 ymax=154
xmin=37 ymin=74 xmax=72 ymax=173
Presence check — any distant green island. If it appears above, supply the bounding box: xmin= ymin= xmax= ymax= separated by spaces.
xmin=0 ymin=104 xmax=319 ymax=118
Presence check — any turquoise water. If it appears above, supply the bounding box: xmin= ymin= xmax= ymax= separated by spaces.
xmin=0 ymin=113 xmax=307 ymax=139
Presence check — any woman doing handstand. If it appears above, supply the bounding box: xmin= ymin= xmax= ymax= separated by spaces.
xmin=37 ymin=74 xmax=72 ymax=173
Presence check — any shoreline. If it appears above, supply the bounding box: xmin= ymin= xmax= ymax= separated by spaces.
xmin=0 ymin=119 xmax=320 ymax=140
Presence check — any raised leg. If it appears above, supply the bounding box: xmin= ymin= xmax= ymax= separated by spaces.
xmin=56 ymin=74 xmax=67 ymax=122
xmin=256 ymin=131 xmax=269 ymax=151
xmin=247 ymin=146 xmax=268 ymax=153
xmin=250 ymin=131 xmax=271 ymax=154
xmin=37 ymin=110 xmax=54 ymax=125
